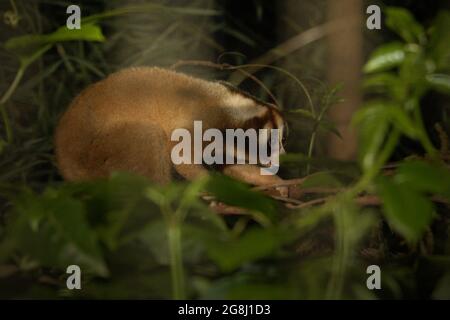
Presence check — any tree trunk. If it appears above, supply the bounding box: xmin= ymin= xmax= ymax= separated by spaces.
xmin=326 ymin=0 xmax=363 ymax=160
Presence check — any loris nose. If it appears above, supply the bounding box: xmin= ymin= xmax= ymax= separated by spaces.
xmin=279 ymin=146 xmax=286 ymax=155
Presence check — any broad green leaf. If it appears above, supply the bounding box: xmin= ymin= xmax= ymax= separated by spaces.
xmin=5 ymin=24 xmax=104 ymax=67
xmin=206 ymin=173 xmax=276 ymax=218
xmin=40 ymin=195 xmax=108 ymax=276
xmin=188 ymin=201 xmax=228 ymax=232
xmin=206 ymin=227 xmax=289 ymax=272
xmin=47 ymin=197 xmax=101 ymax=257
xmin=364 ymin=42 xmax=405 ymax=73
xmin=354 ymin=101 xmax=419 ymax=169
xmin=302 ymin=172 xmax=342 ymax=188
xmin=363 ymin=72 xmax=398 ymax=90
xmin=377 ymin=176 xmax=435 ymax=243
xmin=47 ymin=24 xmax=105 ymax=43
xmin=395 ymin=161 xmax=450 ymax=199
xmin=3 ymin=190 xmax=108 ymax=277
xmin=399 ymin=51 xmax=428 ymax=97
xmin=388 ymin=107 xmax=417 ymax=138
xmin=279 ymin=153 xmax=309 ymax=165
xmin=5 ymin=24 xmax=105 ymax=52
xmin=385 ymin=7 xmax=425 ymax=43
xmin=426 ymin=74 xmax=450 ymax=95
xmin=428 ymin=11 xmax=450 ymax=70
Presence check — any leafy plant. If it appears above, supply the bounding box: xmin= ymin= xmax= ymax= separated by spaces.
xmin=356 ymin=7 xmax=450 ymax=241
xmin=0 ymin=2 xmax=449 ymax=300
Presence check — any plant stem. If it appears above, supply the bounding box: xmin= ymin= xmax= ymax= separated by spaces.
xmin=0 ymin=105 xmax=12 ymax=144
xmin=352 ymin=129 xmax=401 ymax=195
xmin=0 ymin=66 xmax=25 ymax=143
xmin=306 ymin=131 xmax=317 ymax=175
xmin=0 ymin=66 xmax=25 ymax=106
xmin=168 ymin=223 xmax=185 ymax=300
xmin=9 ymin=0 xmax=18 ymax=15
xmin=306 ymin=101 xmax=330 ymax=175
xmin=413 ymin=107 xmax=438 ymax=158
xmin=326 ymin=201 xmax=350 ymax=299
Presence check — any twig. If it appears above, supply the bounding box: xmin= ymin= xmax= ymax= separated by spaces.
xmin=252 ymin=177 xmax=307 ymax=191
xmin=209 ymin=202 xmax=249 ymax=215
xmin=286 ymin=194 xmax=449 ymax=210
xmin=227 ymin=18 xmax=355 ymax=84
xmin=270 ymin=195 xmax=303 ymax=205
xmin=292 ymin=197 xmax=331 ymax=209
xmin=170 ymin=60 xmax=280 ymax=106
xmin=300 ymin=187 xmax=342 ymax=194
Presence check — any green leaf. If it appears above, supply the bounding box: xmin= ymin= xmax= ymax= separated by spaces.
xmin=288 ymin=109 xmax=342 ymax=138
xmin=399 ymin=51 xmax=428 ymax=97
xmin=317 ymin=119 xmax=342 ymax=139
xmin=206 ymin=173 xmax=276 ymax=219
xmin=46 ymin=197 xmax=108 ymax=276
xmin=5 ymin=23 xmax=105 ymax=67
xmin=428 ymin=11 xmax=450 ymax=70
xmin=47 ymin=197 xmax=101 ymax=256
xmin=279 ymin=153 xmax=309 ymax=165
xmin=354 ymin=103 xmax=390 ymax=171
xmin=385 ymin=7 xmax=425 ymax=43
xmin=302 ymin=172 xmax=342 ymax=189
xmin=377 ymin=176 xmax=435 ymax=243
xmin=395 ymin=161 xmax=450 ymax=199
xmin=364 ymin=42 xmax=405 ymax=73
xmin=206 ymin=227 xmax=289 ymax=272
xmin=354 ymin=101 xmax=419 ymax=170
xmin=176 ymin=176 xmax=209 ymax=215
xmin=5 ymin=24 xmax=104 ymax=52
xmin=2 ymin=190 xmax=109 ymax=277
xmin=363 ymin=72 xmax=399 ymax=90
xmin=388 ymin=107 xmax=418 ymax=138
xmin=426 ymin=74 xmax=450 ymax=95
xmin=363 ymin=72 xmax=406 ymax=101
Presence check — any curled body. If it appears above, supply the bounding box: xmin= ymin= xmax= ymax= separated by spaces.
xmin=54 ymin=67 xmax=289 ymax=194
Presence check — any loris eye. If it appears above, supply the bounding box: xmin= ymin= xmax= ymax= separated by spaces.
xmin=281 ymin=133 xmax=287 ymax=146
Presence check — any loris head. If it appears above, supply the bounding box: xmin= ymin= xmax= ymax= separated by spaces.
xmin=219 ymin=81 xmax=287 ymax=155
xmin=218 ymin=82 xmax=287 ymax=175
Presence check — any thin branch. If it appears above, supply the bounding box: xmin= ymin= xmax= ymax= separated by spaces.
xmin=170 ymin=60 xmax=280 ymax=106
xmin=252 ymin=177 xmax=307 ymax=191
xmin=228 ymin=18 xmax=354 ymax=84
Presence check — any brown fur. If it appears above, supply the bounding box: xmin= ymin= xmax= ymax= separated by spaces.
xmin=54 ymin=67 xmax=287 ymax=191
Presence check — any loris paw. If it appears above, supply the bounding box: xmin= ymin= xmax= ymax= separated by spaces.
xmin=288 ymin=184 xmax=302 ymax=199
xmin=275 ymin=186 xmax=289 ymax=198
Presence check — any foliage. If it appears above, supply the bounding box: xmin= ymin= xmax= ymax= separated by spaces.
xmin=358 ymin=7 xmax=450 ymax=241
xmin=0 ymin=1 xmax=449 ymax=300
